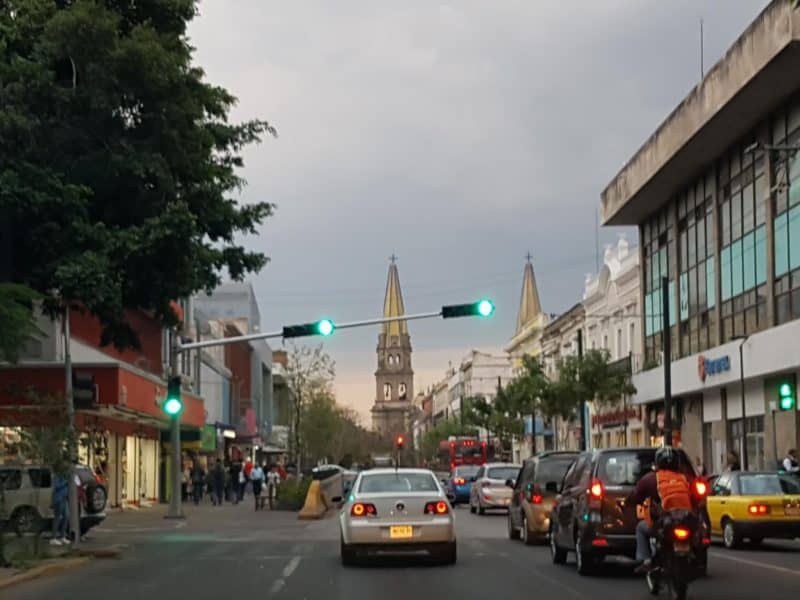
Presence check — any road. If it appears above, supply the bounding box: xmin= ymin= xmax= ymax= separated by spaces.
xmin=6 ymin=501 xmax=800 ymax=599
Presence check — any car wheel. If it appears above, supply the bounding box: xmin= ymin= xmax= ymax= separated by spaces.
xmin=522 ymin=515 xmax=535 ymax=546
xmin=437 ymin=541 xmax=457 ymax=565
xmin=575 ymin=533 xmax=598 ymax=576
xmin=477 ymin=500 xmax=485 ymax=515
xmin=508 ymin=512 xmax=521 ymax=540
xmin=340 ymin=536 xmax=357 ymax=566
xmin=11 ymin=507 xmax=42 ymax=537
xmin=722 ymin=520 xmax=741 ymax=549
xmin=86 ymin=484 xmax=107 ymax=514
xmin=550 ymin=524 xmax=567 ymax=564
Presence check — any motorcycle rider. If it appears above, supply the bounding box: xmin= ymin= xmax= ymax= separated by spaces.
xmin=626 ymin=446 xmax=694 ymax=574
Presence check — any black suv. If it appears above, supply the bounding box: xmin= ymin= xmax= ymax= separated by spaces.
xmin=549 ymin=447 xmax=708 ymax=575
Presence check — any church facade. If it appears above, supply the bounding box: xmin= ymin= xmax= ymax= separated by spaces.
xmin=371 ymin=259 xmax=413 ymax=437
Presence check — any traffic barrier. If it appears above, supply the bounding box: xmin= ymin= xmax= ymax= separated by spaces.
xmin=297 ymin=480 xmax=327 ymax=520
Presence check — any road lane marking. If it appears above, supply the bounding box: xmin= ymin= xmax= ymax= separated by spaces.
xmin=269 ymin=579 xmax=285 ymax=595
xmin=710 ymin=551 xmax=800 ymax=576
xmin=282 ymin=556 xmax=301 ymax=578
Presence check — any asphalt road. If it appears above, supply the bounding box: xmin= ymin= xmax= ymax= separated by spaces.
xmin=6 ymin=500 xmax=800 ymax=599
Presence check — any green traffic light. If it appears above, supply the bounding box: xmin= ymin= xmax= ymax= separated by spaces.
xmin=778 ymin=381 xmax=795 ymax=411
xmin=316 ymin=319 xmax=335 ymax=336
xmin=163 ymin=397 xmax=182 ymax=416
xmin=477 ymin=299 xmax=495 ymax=317
xmin=779 ymin=383 xmax=792 ymax=397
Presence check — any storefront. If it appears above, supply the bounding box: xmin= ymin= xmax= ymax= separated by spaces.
xmin=591 ymin=405 xmax=645 ymax=449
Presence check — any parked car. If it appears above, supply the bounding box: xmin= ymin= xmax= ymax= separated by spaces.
xmin=508 ymin=451 xmax=578 ymax=545
xmin=0 ymin=464 xmax=106 ymax=537
xmin=446 ymin=465 xmax=480 ymax=505
xmin=549 ymin=447 xmax=708 ymax=576
xmin=469 ymin=463 xmax=521 ymax=514
xmin=706 ymin=470 xmax=800 ymax=548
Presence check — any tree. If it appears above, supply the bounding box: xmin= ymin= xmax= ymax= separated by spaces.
xmin=284 ymin=344 xmax=335 ymax=472
xmin=0 ymin=283 xmax=41 ymax=362
xmin=0 ymin=1 xmax=276 ymax=349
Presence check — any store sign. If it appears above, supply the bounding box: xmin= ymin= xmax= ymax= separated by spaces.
xmin=698 ymin=354 xmax=730 ymax=382
xmin=592 ymin=407 xmax=640 ymax=428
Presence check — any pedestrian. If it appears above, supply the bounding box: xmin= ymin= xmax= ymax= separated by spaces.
xmin=212 ymin=459 xmax=225 ymax=506
xmin=50 ymin=472 xmax=69 ymax=546
xmin=238 ymin=466 xmax=247 ymax=502
xmin=267 ymin=465 xmax=280 ymax=510
xmin=783 ymin=448 xmax=800 ymax=475
xmin=725 ymin=450 xmax=741 ymax=472
xmin=181 ymin=466 xmax=190 ymax=502
xmin=694 ymin=456 xmax=706 ymax=476
xmin=191 ymin=462 xmax=205 ymax=505
xmin=251 ymin=462 xmax=265 ymax=510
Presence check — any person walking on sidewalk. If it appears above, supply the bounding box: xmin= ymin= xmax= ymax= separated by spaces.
xmin=212 ymin=459 xmax=226 ymax=506
xmin=181 ymin=466 xmax=190 ymax=502
xmin=191 ymin=462 xmax=206 ymax=505
xmin=50 ymin=473 xmax=69 ymax=546
xmin=251 ymin=463 xmax=265 ymax=511
xmin=267 ymin=465 xmax=280 ymax=510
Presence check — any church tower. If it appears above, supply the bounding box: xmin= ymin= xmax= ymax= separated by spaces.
xmin=371 ymin=257 xmax=413 ymax=436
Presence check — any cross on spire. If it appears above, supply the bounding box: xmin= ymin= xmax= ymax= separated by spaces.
xmin=525 ymin=252 xmax=533 ymax=263
xmin=389 ymin=253 xmax=398 ymax=264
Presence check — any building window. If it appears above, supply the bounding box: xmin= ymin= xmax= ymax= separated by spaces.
xmin=728 ymin=416 xmax=765 ymax=471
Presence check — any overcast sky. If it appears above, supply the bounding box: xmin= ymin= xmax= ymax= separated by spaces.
xmin=188 ymin=0 xmax=768 ymax=423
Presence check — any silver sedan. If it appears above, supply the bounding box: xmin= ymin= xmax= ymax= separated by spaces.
xmin=339 ymin=468 xmax=457 ymax=565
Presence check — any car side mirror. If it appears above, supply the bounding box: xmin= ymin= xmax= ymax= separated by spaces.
xmin=469 ymin=476 xmax=477 ymax=483
xmin=505 ymin=478 xmax=515 ymax=488
xmin=545 ymin=481 xmax=559 ymax=494
xmin=343 ymin=481 xmax=352 ymax=494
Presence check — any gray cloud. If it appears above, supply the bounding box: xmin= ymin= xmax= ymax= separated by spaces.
xmin=189 ymin=0 xmax=768 ymax=420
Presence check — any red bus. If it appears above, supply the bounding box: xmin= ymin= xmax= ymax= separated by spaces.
xmin=438 ymin=438 xmax=489 ymax=471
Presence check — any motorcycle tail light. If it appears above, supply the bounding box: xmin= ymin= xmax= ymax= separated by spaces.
xmin=673 ymin=527 xmax=690 ymax=541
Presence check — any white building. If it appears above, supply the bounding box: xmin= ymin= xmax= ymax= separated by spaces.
xmin=582 ymin=236 xmax=646 ymax=449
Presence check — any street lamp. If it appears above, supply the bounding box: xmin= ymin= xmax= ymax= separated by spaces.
xmin=731 ymin=334 xmax=749 ymax=471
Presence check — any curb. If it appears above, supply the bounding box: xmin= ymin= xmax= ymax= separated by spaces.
xmin=0 ymin=557 xmax=91 ymax=591
xmin=70 ymin=544 xmax=127 ymax=560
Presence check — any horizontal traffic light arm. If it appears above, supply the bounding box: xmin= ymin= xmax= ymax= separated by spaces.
xmin=176 ymin=300 xmax=494 ymax=352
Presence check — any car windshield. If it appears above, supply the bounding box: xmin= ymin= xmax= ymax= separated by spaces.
xmin=454 ymin=465 xmax=479 ymax=478
xmin=358 ymin=473 xmax=438 ymax=493
xmin=534 ymin=457 xmax=576 ymax=486
xmin=487 ymin=467 xmax=518 ymax=481
xmin=739 ymin=474 xmax=784 ymax=495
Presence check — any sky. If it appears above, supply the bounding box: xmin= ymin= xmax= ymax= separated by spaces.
xmin=187 ymin=0 xmax=769 ymax=424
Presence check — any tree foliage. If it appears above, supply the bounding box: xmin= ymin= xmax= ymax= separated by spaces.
xmin=0 ymin=283 xmax=41 ymax=362
xmin=0 ymin=0 xmax=276 ymax=348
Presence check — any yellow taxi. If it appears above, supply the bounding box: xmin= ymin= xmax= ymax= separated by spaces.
xmin=707 ymin=471 xmax=800 ymax=549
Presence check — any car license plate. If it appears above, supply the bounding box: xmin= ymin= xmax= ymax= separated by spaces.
xmin=390 ymin=525 xmax=413 ymax=539
xmin=785 ymin=506 xmax=800 ymax=516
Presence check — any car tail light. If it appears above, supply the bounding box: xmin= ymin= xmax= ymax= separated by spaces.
xmin=454 ymin=478 xmax=465 ymax=485
xmin=673 ymin=527 xmax=690 ymax=541
xmin=591 ymin=538 xmax=609 ymax=547
xmin=694 ymin=480 xmax=708 ymax=497
xmin=748 ymin=504 xmax=770 ymax=515
xmin=702 ymin=537 xmax=711 ymax=546
xmin=589 ymin=479 xmax=604 ymax=499
xmin=425 ymin=501 xmax=450 ymax=515
xmin=529 ymin=493 xmax=543 ymax=505
xmin=351 ymin=502 xmax=377 ymax=517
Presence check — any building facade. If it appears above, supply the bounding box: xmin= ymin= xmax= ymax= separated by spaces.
xmin=601 ymin=0 xmax=800 ymax=472
xmin=371 ymin=259 xmax=414 ymax=436
xmin=582 ymin=236 xmax=646 ymax=449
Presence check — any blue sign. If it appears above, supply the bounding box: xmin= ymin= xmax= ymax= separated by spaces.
xmin=698 ymin=354 xmax=730 ymax=382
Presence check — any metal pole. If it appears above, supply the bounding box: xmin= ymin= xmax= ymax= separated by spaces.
xmin=577 ymin=329 xmax=585 ymax=451
xmin=662 ymin=277 xmax=673 ymax=447
xmin=166 ymin=330 xmax=184 ymax=519
xmin=739 ymin=340 xmax=748 ymax=471
xmin=63 ymin=307 xmax=81 ymax=547
xmin=771 ymin=408 xmax=778 ymax=471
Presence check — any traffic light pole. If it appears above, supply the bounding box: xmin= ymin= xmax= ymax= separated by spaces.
xmin=166 ymin=333 xmax=184 ymax=519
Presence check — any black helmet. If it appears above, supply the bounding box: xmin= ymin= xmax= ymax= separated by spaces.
xmin=655 ymin=446 xmax=678 ymax=471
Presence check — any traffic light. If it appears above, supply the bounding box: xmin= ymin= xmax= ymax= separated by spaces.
xmin=282 ymin=319 xmax=336 ymax=338
xmin=72 ymin=371 xmax=97 ymax=410
xmin=778 ymin=380 xmax=796 ymax=411
xmin=163 ymin=376 xmax=183 ymax=416
xmin=395 ymin=435 xmax=405 ymax=450
xmin=441 ymin=299 xmax=496 ymax=319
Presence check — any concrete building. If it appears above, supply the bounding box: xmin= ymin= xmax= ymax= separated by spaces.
xmin=371 ymin=259 xmax=414 ymax=436
xmin=541 ymin=303 xmax=586 ymax=452
xmin=601 ymin=0 xmax=800 ymax=472
xmin=432 ymin=377 xmax=450 ymax=424
xmin=583 ymin=237 xmax=646 ymax=449
xmin=506 ymin=258 xmax=549 ymax=367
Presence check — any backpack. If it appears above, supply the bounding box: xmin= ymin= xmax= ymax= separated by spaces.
xmin=656 ymin=469 xmax=692 ymax=512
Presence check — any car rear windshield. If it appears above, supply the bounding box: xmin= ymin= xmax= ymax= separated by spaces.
xmin=454 ymin=465 xmax=479 ymax=478
xmin=597 ymin=451 xmax=693 ymax=486
xmin=359 ymin=473 xmax=438 ymax=493
xmin=487 ymin=467 xmax=518 ymax=481
xmin=534 ymin=458 xmax=576 ymax=486
xmin=739 ymin=474 xmax=783 ymax=496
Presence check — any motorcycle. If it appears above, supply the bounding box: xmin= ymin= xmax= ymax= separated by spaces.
xmin=646 ymin=510 xmax=701 ymax=600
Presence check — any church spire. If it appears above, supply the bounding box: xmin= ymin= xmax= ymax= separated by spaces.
xmin=382 ymin=256 xmax=407 ymax=336
xmin=515 ymin=254 xmax=543 ymax=334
